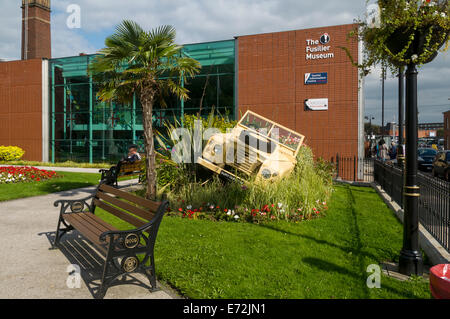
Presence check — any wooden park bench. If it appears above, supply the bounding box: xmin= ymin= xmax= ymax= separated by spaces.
xmin=52 ymin=183 xmax=169 ymax=298
xmin=99 ymin=159 xmax=145 ymax=187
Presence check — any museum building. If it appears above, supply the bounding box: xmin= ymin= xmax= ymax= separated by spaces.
xmin=0 ymin=0 xmax=364 ymax=171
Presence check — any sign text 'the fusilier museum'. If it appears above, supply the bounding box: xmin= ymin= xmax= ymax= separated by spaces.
xmin=305 ymin=33 xmax=335 ymax=60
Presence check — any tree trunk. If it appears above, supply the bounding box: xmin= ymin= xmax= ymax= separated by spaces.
xmin=141 ymin=92 xmax=157 ymax=200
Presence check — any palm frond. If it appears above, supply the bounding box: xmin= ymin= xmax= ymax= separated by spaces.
xmin=88 ymin=20 xmax=200 ymax=107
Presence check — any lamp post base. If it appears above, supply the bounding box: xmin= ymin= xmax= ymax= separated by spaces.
xmin=399 ymin=249 xmax=423 ymax=276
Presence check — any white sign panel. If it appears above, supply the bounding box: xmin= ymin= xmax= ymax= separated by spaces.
xmin=305 ymin=98 xmax=329 ymax=111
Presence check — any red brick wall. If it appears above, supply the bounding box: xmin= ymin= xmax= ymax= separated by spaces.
xmin=0 ymin=59 xmax=43 ymax=161
xmin=21 ymin=3 xmax=51 ymax=60
xmin=237 ymin=24 xmax=360 ymax=161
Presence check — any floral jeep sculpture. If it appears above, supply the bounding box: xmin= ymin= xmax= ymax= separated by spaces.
xmin=197 ymin=110 xmax=305 ymax=183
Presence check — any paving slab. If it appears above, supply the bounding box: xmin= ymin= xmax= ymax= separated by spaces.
xmin=0 ymin=180 xmax=175 ymax=299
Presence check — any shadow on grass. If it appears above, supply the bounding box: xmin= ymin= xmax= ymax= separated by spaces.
xmin=257 ymin=223 xmax=391 ymax=263
xmin=39 ymin=230 xmax=153 ymax=299
xmin=301 ymin=257 xmax=424 ymax=299
xmin=258 ymin=184 xmax=424 ymax=298
xmin=345 ymin=184 xmax=369 ymax=298
xmin=258 ymin=184 xmax=398 ymax=263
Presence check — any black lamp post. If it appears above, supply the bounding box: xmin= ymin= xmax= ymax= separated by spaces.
xmin=381 ymin=67 xmax=386 ymax=139
xmin=397 ymin=67 xmax=405 ymax=167
xmin=399 ymin=63 xmax=423 ymax=276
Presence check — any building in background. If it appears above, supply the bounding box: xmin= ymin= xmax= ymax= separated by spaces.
xmin=386 ymin=122 xmax=444 ymax=140
xmin=0 ymin=0 xmax=50 ymax=161
xmin=21 ymin=0 xmax=51 ymax=60
xmin=48 ymin=41 xmax=236 ymax=163
xmin=1 ymin=1 xmax=364 ymax=175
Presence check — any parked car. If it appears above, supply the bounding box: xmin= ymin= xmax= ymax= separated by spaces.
xmin=432 ymin=150 xmax=450 ymax=181
xmin=417 ymin=148 xmax=437 ymax=172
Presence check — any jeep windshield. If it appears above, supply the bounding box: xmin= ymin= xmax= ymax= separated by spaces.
xmin=239 ymin=111 xmax=304 ymax=153
xmin=238 ymin=131 xmax=277 ymax=154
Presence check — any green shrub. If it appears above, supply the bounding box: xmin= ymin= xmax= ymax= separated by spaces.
xmin=0 ymin=146 xmax=25 ymax=161
xmin=152 ymin=109 xmax=237 ymax=192
xmin=183 ymin=112 xmax=236 ymax=133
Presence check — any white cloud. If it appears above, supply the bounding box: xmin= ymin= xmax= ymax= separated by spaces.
xmin=1 ymin=0 xmax=448 ymax=122
xmin=0 ymin=1 xmax=22 ymax=60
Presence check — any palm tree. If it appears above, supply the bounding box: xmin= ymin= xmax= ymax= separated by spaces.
xmin=89 ymin=20 xmax=201 ymax=199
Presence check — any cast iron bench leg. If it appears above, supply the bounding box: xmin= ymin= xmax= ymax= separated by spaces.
xmin=97 ymin=244 xmax=114 ymax=299
xmin=145 ymin=254 xmax=159 ymax=292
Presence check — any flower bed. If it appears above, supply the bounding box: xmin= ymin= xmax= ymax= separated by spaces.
xmin=150 ymin=145 xmax=334 ymax=225
xmin=168 ymin=200 xmax=329 ymax=223
xmin=0 ymin=166 xmax=60 ymax=184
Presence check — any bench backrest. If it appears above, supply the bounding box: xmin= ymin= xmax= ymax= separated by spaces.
xmin=93 ymin=184 xmax=165 ymax=235
xmin=118 ymin=160 xmax=144 ymax=174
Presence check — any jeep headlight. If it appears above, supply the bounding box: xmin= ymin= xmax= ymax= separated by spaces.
xmin=261 ymin=168 xmax=272 ymax=179
xmin=211 ymin=144 xmax=222 ymax=155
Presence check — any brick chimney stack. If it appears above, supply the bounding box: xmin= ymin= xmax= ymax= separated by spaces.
xmin=21 ymin=0 xmax=51 ymax=60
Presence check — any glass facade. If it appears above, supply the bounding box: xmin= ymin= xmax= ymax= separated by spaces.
xmin=49 ymin=40 xmax=236 ymax=163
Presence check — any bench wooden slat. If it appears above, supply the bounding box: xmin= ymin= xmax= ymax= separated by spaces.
xmin=99 ymin=184 xmax=161 ymax=213
xmin=119 ymin=166 xmax=141 ymax=173
xmin=93 ymin=198 xmax=147 ymax=229
xmin=118 ymin=161 xmax=143 ymax=174
xmin=83 ymin=211 xmax=118 ymax=233
xmin=66 ymin=213 xmax=116 ymax=237
xmin=96 ymin=191 xmax=154 ymax=221
xmin=63 ymin=213 xmax=110 ymax=252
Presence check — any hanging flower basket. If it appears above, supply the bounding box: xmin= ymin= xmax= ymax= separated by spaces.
xmin=384 ymin=24 xmax=448 ymax=65
xmin=344 ymin=0 xmax=449 ymax=75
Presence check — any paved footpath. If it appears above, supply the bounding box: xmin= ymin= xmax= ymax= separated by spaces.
xmin=0 ymin=179 xmax=176 ymax=299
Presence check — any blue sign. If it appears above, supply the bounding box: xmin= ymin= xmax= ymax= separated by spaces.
xmin=305 ymin=72 xmax=328 ymax=85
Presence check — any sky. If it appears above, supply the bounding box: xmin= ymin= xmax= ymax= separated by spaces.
xmin=1 ymin=0 xmax=449 ymax=125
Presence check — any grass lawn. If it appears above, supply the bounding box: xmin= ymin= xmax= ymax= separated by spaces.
xmin=95 ymin=183 xmax=431 ymax=299
xmin=0 ymin=171 xmax=101 ymax=201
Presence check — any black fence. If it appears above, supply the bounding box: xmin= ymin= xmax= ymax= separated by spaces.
xmin=374 ymin=160 xmax=450 ymax=253
xmin=331 ymin=154 xmax=374 ymax=182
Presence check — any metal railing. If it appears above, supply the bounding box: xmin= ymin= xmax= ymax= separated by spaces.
xmin=331 ymin=154 xmax=374 ymax=182
xmin=374 ymin=160 xmax=450 ymax=253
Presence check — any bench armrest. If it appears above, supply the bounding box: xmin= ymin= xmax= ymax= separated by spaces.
xmin=99 ymin=165 xmax=117 ymax=175
xmin=54 ymin=194 xmax=95 ymax=214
